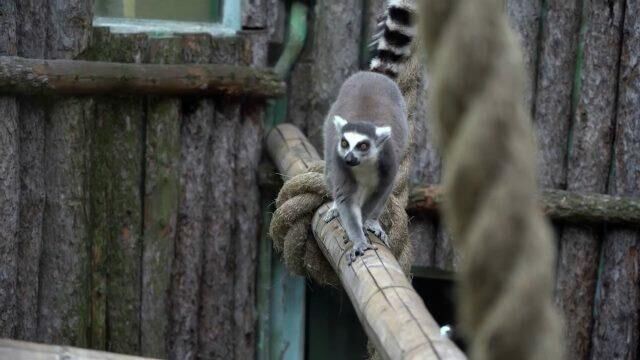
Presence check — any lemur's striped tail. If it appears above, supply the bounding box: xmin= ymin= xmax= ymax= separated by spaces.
xmin=369 ymin=0 xmax=417 ymax=79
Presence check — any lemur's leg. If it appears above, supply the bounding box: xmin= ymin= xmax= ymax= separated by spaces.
xmin=336 ymin=200 xmax=376 ymax=265
xmin=323 ymin=202 xmax=339 ymax=223
xmin=363 ymin=190 xmax=392 ymax=247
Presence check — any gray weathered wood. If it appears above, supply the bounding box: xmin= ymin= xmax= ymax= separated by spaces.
xmin=168 ymin=34 xmax=214 ymax=360
xmin=557 ymin=1 xmax=625 ymax=358
xmin=0 ymin=339 xmax=159 ymax=360
xmin=243 ymin=0 xmax=268 ymax=29
xmin=507 ymin=0 xmax=542 ymax=113
xmin=533 ymin=0 xmax=582 ymax=189
xmin=140 ymin=37 xmax=182 ymax=359
xmin=39 ymin=98 xmax=93 ymax=346
xmin=37 ymin=0 xmax=94 ymax=346
xmin=0 ymin=0 xmax=19 ymax=339
xmin=591 ymin=0 xmax=640 ymax=358
xmin=15 ymin=0 xmax=47 ymax=342
xmin=0 ymin=55 xmax=286 ymax=98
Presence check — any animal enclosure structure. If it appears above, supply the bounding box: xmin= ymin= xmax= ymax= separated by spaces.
xmin=0 ymin=0 xmax=639 ymax=359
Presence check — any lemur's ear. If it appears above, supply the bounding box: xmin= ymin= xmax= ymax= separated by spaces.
xmin=333 ymin=115 xmax=348 ymax=132
xmin=375 ymin=126 xmax=392 ymax=145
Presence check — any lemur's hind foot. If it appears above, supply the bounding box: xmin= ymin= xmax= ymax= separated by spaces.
xmin=348 ymin=240 xmax=377 ymax=265
xmin=364 ymin=219 xmax=390 ymax=247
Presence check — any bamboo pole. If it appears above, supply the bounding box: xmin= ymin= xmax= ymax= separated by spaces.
xmin=0 ymin=56 xmax=285 ymax=98
xmin=266 ymin=123 xmax=466 ymax=360
xmin=409 ymin=185 xmax=640 ymax=227
xmin=0 ymin=339 xmax=159 ymax=360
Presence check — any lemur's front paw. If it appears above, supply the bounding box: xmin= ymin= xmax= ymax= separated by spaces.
xmin=323 ymin=206 xmax=339 ymax=223
xmin=347 ymin=240 xmax=376 ymax=265
xmin=364 ymin=219 xmax=390 ymax=247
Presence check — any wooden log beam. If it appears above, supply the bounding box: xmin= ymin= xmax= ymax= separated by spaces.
xmin=266 ymin=124 xmax=465 ymax=360
xmin=0 ymin=339 xmax=158 ymax=360
xmin=0 ymin=55 xmax=285 ymax=98
xmin=409 ymin=185 xmax=640 ymax=227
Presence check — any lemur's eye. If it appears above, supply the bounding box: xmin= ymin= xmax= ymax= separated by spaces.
xmin=357 ymin=142 xmax=370 ymax=152
xmin=341 ymin=139 xmax=349 ymax=148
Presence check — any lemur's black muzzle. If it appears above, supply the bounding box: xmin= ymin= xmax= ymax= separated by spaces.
xmin=345 ymin=152 xmax=360 ymax=166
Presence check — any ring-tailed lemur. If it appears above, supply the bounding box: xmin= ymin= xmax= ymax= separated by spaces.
xmin=323 ymin=71 xmax=408 ymax=264
xmin=369 ymin=0 xmax=417 ymax=79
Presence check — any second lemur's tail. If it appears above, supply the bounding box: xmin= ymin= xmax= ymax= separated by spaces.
xmin=369 ymin=0 xmax=417 ymax=79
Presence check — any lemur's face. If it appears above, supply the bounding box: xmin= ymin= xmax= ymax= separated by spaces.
xmin=333 ymin=115 xmax=391 ymax=167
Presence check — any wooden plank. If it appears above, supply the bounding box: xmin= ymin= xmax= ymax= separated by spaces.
xmin=0 ymin=339 xmax=159 ymax=360
xmin=266 ymin=124 xmax=465 ymax=360
xmin=507 ymin=0 xmax=542 ymax=113
xmin=0 ymin=55 xmax=286 ymax=98
xmin=0 ymin=0 xmax=18 ymax=338
xmin=168 ymin=34 xmax=214 ymax=360
xmin=533 ymin=0 xmax=582 ymax=189
xmin=590 ymin=0 xmax=640 ymax=357
xmin=140 ymin=37 xmax=182 ymax=359
xmin=15 ymin=0 xmax=47 ymax=342
xmin=557 ymin=1 xmax=625 ymax=358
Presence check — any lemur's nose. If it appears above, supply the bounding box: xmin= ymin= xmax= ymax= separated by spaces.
xmin=345 ymin=152 xmax=359 ymax=166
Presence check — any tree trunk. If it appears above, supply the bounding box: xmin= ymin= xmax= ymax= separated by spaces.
xmin=591 ymin=1 xmax=640 ymax=358
xmin=0 ymin=0 xmax=18 ymax=339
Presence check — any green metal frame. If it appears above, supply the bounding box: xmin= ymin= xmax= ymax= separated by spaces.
xmin=257 ymin=2 xmax=309 ymax=360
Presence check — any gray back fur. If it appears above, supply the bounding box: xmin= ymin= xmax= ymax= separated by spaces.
xmin=323 ymin=71 xmax=408 ymax=214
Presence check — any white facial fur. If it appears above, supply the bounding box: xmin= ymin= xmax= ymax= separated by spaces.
xmin=333 ymin=115 xmax=392 ymax=166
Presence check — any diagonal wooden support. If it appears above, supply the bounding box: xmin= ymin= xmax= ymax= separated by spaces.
xmin=0 ymin=339 xmax=159 ymax=360
xmin=266 ymin=123 xmax=466 ymax=360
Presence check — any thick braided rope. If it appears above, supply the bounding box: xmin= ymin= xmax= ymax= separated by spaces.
xmin=269 ymin=150 xmax=414 ymax=286
xmin=420 ymin=1 xmax=563 ymax=359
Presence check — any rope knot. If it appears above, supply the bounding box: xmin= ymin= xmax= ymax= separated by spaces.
xmin=269 ymin=161 xmax=414 ymax=286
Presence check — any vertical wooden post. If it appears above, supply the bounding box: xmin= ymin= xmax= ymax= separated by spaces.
xmin=15 ymin=0 xmax=47 ymax=342
xmin=591 ymin=1 xmax=640 ymax=357
xmin=140 ymin=37 xmax=182 ymax=359
xmin=557 ymin=1 xmax=625 ymax=358
xmin=37 ymin=0 xmax=93 ymax=347
xmin=0 ymin=0 xmax=19 ymax=339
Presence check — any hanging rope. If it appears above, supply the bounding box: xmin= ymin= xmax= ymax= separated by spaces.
xmin=420 ymin=1 xmax=564 ymax=359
